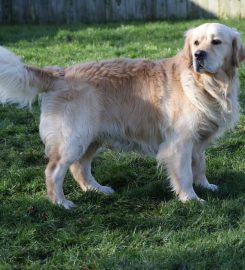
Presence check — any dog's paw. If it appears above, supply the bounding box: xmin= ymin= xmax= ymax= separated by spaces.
xmin=57 ymin=198 xmax=76 ymax=209
xmin=84 ymin=182 xmax=115 ymax=195
xmin=179 ymin=195 xmax=206 ymax=204
xmin=178 ymin=192 xmax=200 ymax=203
xmin=206 ymin=183 xmax=219 ymax=192
xmin=202 ymin=183 xmax=219 ymax=191
xmin=98 ymin=185 xmax=115 ymax=195
xmin=88 ymin=184 xmax=115 ymax=195
xmin=197 ymin=197 xmax=207 ymax=204
xmin=195 ymin=180 xmax=219 ymax=192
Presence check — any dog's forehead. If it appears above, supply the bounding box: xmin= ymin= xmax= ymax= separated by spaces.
xmin=192 ymin=23 xmax=235 ymax=40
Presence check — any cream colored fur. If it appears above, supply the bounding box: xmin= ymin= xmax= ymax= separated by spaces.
xmin=0 ymin=23 xmax=244 ymax=208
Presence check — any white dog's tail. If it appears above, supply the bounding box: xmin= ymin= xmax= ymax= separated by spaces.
xmin=0 ymin=46 xmax=61 ymax=108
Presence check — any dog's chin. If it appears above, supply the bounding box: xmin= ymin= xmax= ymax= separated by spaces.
xmin=194 ymin=61 xmax=216 ymax=74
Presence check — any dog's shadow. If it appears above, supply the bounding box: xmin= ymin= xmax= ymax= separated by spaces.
xmin=90 ymin=151 xmax=172 ymax=201
xmin=1 ymin=162 xmax=244 ymax=270
xmin=1 ymin=154 xmax=244 ymax=230
xmin=91 ymin=151 xmax=245 ymax=201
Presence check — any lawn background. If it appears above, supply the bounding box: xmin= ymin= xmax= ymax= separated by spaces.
xmin=0 ymin=19 xmax=244 ymax=269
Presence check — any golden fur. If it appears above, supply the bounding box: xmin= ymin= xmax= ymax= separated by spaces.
xmin=0 ymin=23 xmax=244 ymax=208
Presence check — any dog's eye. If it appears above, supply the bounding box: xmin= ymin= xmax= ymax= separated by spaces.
xmin=212 ymin=39 xmax=222 ymax=45
xmin=194 ymin=40 xmax=199 ymax=46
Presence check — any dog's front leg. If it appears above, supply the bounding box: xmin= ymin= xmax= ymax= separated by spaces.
xmin=157 ymin=137 xmax=203 ymax=202
xmin=192 ymin=145 xmax=218 ymax=191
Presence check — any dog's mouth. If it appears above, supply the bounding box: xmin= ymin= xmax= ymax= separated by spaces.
xmin=195 ymin=60 xmax=205 ymax=72
xmin=194 ymin=60 xmax=215 ymax=74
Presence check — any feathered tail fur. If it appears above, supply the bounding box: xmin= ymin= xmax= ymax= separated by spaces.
xmin=0 ymin=46 xmax=61 ymax=108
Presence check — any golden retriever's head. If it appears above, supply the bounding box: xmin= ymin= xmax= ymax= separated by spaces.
xmin=184 ymin=23 xmax=245 ymax=74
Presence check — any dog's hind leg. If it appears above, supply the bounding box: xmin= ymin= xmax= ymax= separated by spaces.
xmin=45 ymin=138 xmax=94 ymax=209
xmin=69 ymin=142 xmax=115 ymax=195
xmin=45 ymin=149 xmax=76 ymax=209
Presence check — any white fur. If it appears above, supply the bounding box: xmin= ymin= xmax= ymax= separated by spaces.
xmin=0 ymin=46 xmax=38 ymax=107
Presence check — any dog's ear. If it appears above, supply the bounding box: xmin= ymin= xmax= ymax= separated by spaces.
xmin=183 ymin=29 xmax=193 ymax=66
xmin=239 ymin=45 xmax=245 ymax=62
xmin=232 ymin=31 xmax=245 ymax=67
xmin=232 ymin=38 xmax=240 ymax=67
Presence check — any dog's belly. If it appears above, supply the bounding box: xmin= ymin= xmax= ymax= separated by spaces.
xmin=97 ymin=121 xmax=163 ymax=155
xmin=102 ymin=136 xmax=160 ymax=155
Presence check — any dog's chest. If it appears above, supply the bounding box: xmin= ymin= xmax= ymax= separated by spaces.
xmin=197 ymin=87 xmax=239 ymax=140
xmin=181 ymin=70 xmax=240 ymax=139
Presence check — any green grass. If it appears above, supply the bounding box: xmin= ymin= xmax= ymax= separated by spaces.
xmin=0 ymin=19 xmax=245 ymax=269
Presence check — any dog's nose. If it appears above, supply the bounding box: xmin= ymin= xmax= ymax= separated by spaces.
xmin=194 ymin=50 xmax=207 ymax=59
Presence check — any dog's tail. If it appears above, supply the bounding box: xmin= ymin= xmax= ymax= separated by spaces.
xmin=0 ymin=46 xmax=62 ymax=108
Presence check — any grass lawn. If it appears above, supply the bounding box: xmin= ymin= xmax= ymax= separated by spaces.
xmin=0 ymin=19 xmax=244 ymax=269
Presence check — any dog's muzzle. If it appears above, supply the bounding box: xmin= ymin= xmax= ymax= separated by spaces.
xmin=194 ymin=50 xmax=207 ymax=72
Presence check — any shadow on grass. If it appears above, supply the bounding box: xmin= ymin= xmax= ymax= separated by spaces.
xmin=1 ymin=167 xmax=244 ymax=226
xmin=1 ymin=167 xmax=244 ymax=268
xmin=2 ymin=198 xmax=242 ymax=269
xmin=0 ymin=22 xmax=180 ymax=45
xmin=98 ymin=235 xmax=244 ymax=270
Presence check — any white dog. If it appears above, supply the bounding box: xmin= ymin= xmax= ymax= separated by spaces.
xmin=0 ymin=23 xmax=244 ymax=209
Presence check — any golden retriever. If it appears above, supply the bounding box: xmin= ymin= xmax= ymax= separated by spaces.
xmin=0 ymin=23 xmax=244 ymax=209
